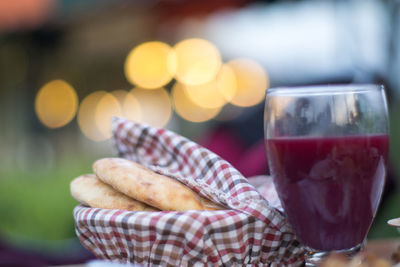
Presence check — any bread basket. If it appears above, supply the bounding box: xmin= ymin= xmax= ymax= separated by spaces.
xmin=73 ymin=117 xmax=305 ymax=266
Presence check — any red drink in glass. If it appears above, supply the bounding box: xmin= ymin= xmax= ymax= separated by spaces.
xmin=266 ymin=134 xmax=389 ymax=251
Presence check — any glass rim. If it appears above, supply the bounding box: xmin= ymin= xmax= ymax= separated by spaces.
xmin=266 ymin=84 xmax=384 ymax=96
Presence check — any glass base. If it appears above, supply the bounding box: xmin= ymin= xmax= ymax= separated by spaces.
xmin=304 ymin=240 xmax=366 ymax=266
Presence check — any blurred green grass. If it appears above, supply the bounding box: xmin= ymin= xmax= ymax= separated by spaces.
xmin=0 ymin=157 xmax=92 ymax=241
xmin=369 ymin=193 xmax=400 ymax=239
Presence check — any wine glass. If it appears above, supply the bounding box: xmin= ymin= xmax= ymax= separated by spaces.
xmin=264 ymin=84 xmax=389 ymax=266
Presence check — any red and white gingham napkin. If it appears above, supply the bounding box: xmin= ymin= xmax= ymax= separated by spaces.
xmin=74 ymin=117 xmax=305 ymax=266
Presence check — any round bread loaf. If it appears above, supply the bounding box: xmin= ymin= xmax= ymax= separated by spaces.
xmin=93 ymin=158 xmax=222 ymax=211
xmin=70 ymin=174 xmax=158 ymax=211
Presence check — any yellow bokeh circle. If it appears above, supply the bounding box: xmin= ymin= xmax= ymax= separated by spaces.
xmin=35 ymin=79 xmax=78 ymax=128
xmin=172 ymin=82 xmax=221 ymax=123
xmin=111 ymin=90 xmax=129 ymax=104
xmin=129 ymin=87 xmax=172 ymax=128
xmin=183 ymin=64 xmax=237 ymax=109
xmin=122 ymin=92 xmax=142 ymax=122
xmin=173 ymin=38 xmax=222 ymax=86
xmin=95 ymin=93 xmax=123 ymax=139
xmin=184 ymin=80 xmax=226 ymax=109
xmin=111 ymin=90 xmax=142 ymax=122
xmin=124 ymin=42 xmax=176 ymax=89
xmin=217 ymin=64 xmax=237 ymax=102
xmin=227 ymin=58 xmax=269 ymax=107
xmin=77 ymin=91 xmax=108 ymax=142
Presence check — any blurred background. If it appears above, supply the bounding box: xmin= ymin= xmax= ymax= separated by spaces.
xmin=0 ymin=0 xmax=400 ymax=265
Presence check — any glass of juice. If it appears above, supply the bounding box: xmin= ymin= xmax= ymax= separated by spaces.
xmin=264 ymin=84 xmax=389 ymax=266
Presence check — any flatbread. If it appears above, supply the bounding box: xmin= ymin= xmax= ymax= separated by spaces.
xmin=70 ymin=174 xmax=158 ymax=211
xmin=93 ymin=158 xmax=222 ymax=211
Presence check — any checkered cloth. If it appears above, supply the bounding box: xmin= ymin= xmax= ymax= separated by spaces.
xmin=74 ymin=117 xmax=305 ymax=266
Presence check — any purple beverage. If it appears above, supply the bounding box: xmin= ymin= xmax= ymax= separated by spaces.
xmin=266 ymin=134 xmax=389 ymax=251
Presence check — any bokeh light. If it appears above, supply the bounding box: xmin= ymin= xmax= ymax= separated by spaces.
xmin=184 ymin=64 xmax=237 ymax=109
xmin=124 ymin=42 xmax=176 ymax=89
xmin=121 ymin=92 xmax=142 ymax=123
xmin=184 ymin=80 xmax=226 ymax=109
xmin=227 ymin=58 xmax=269 ymax=107
xmin=35 ymin=79 xmax=78 ymax=128
xmin=173 ymin=38 xmax=222 ymax=86
xmin=217 ymin=64 xmax=237 ymax=102
xmin=110 ymin=90 xmax=142 ymax=122
xmin=129 ymin=87 xmax=171 ymax=128
xmin=111 ymin=89 xmax=129 ymax=103
xmin=77 ymin=91 xmax=108 ymax=142
xmin=172 ymin=82 xmax=221 ymax=123
xmin=95 ymin=93 xmax=122 ymax=139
